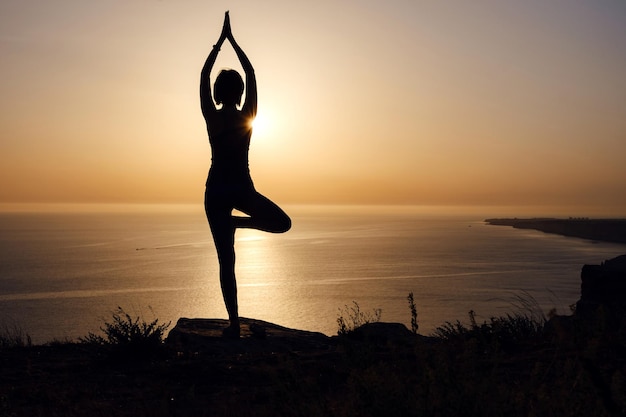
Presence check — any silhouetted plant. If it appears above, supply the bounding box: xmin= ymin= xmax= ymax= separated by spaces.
xmin=407 ymin=292 xmax=419 ymax=334
xmin=337 ymin=301 xmax=382 ymax=335
xmin=80 ymin=306 xmax=170 ymax=356
xmin=433 ymin=309 xmax=545 ymax=351
xmin=509 ymin=290 xmax=548 ymax=324
xmin=0 ymin=321 xmax=31 ymax=349
xmin=432 ymin=318 xmax=470 ymax=340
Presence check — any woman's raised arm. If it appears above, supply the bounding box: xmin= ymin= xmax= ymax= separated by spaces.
xmin=200 ymin=13 xmax=228 ymax=118
xmin=227 ymin=20 xmax=257 ymax=119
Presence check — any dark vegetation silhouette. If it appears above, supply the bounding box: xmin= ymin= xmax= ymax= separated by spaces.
xmin=3 ymin=279 xmax=626 ymax=417
xmin=200 ymin=12 xmax=291 ymax=338
xmin=79 ymin=306 xmax=170 ymax=359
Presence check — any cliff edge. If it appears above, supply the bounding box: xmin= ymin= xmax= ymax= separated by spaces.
xmin=485 ymin=218 xmax=626 ymax=244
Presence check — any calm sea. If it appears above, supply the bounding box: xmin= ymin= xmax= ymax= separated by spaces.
xmin=1 ymin=204 xmax=624 ymax=344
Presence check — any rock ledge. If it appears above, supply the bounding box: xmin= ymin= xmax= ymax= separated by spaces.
xmin=165 ymin=317 xmax=334 ymax=354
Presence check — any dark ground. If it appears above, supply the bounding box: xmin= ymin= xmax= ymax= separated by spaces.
xmin=2 ymin=315 xmax=626 ymax=417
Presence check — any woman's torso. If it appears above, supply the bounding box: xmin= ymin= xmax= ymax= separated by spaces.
xmin=206 ymin=109 xmax=253 ymax=187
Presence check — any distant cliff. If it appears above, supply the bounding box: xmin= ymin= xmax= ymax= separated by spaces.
xmin=485 ymin=218 xmax=626 ymax=244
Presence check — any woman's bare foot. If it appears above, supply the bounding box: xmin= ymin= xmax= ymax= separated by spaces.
xmin=222 ymin=322 xmax=240 ymax=339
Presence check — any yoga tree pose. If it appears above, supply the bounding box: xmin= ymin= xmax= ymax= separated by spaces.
xmin=200 ymin=12 xmax=291 ymax=338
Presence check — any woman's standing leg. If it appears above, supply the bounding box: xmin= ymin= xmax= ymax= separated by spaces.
xmin=205 ymin=192 xmax=240 ymax=336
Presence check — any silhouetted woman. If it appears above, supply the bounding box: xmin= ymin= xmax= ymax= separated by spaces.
xmin=200 ymin=12 xmax=291 ymax=338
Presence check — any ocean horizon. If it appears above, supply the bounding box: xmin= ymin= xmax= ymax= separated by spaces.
xmin=1 ymin=203 xmax=625 ymax=344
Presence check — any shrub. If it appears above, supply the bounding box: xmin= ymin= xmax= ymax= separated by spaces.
xmin=337 ymin=301 xmax=382 ymax=335
xmin=80 ymin=306 xmax=170 ymax=357
xmin=0 ymin=321 xmax=31 ymax=349
xmin=433 ymin=309 xmax=545 ymax=351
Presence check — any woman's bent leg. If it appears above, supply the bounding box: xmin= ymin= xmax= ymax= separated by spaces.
xmin=233 ymin=191 xmax=291 ymax=233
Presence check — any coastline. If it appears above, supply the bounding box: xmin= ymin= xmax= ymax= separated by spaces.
xmin=485 ymin=218 xmax=626 ymax=244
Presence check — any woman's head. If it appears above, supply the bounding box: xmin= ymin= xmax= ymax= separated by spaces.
xmin=214 ymin=69 xmax=244 ymax=106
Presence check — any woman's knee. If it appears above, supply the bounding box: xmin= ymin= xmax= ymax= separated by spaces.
xmin=266 ymin=211 xmax=290 ymax=233
xmin=277 ymin=213 xmax=291 ymax=233
xmin=243 ymin=193 xmax=291 ymax=233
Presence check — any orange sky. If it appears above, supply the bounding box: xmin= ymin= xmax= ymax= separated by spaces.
xmin=1 ymin=0 xmax=625 ymax=215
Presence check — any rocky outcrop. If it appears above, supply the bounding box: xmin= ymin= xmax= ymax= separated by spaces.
xmin=165 ymin=317 xmax=425 ymax=355
xmin=346 ymin=322 xmax=431 ymax=346
xmin=165 ymin=317 xmax=335 ymax=355
xmin=546 ymin=254 xmax=626 ymax=341
xmin=576 ymin=254 xmax=626 ymax=319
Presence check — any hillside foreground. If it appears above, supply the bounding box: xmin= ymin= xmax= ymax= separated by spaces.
xmin=2 ymin=255 xmax=626 ymax=416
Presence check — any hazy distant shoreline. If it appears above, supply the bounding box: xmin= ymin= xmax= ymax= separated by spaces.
xmin=485 ymin=218 xmax=626 ymax=244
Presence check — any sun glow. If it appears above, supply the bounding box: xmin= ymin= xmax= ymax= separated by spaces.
xmin=251 ymin=112 xmax=270 ymax=138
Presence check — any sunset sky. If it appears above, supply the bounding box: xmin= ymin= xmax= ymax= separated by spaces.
xmin=1 ymin=0 xmax=625 ymax=215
